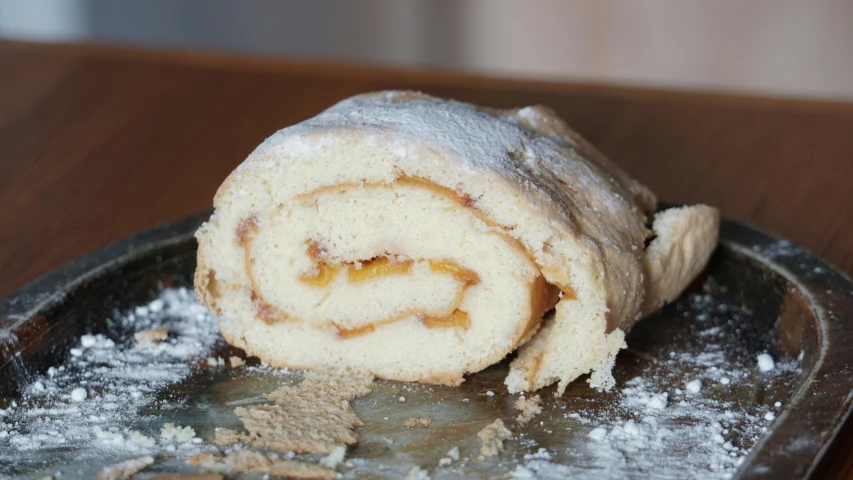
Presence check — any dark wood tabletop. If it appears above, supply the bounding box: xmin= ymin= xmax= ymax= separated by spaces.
xmin=1 ymin=40 xmax=852 ymax=477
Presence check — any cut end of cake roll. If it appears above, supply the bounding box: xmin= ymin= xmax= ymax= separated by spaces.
xmin=195 ymin=91 xmax=719 ymax=393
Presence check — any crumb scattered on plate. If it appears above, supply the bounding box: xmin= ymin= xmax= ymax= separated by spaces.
xmin=234 ymin=369 xmax=374 ymax=453
xmin=404 ymin=416 xmax=431 ymax=428
xmin=134 ymin=328 xmax=168 ymax=348
xmin=189 ymin=449 xmax=335 ymax=479
xmin=478 ymin=419 xmax=512 ymax=457
xmin=515 ymin=395 xmax=542 ymax=425
xmin=213 ymin=428 xmax=242 ymax=446
xmin=96 ymin=455 xmax=154 ymax=480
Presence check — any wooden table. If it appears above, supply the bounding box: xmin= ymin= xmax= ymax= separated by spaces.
xmin=1 ymin=41 xmax=852 ymax=477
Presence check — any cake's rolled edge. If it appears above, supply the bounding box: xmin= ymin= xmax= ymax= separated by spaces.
xmin=506 ymin=205 xmax=719 ymax=394
xmin=641 ymin=205 xmax=720 ymax=316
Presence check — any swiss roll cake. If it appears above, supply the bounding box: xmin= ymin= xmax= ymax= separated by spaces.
xmin=194 ymin=91 xmax=718 ymax=394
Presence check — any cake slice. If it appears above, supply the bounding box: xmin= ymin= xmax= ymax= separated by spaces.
xmin=194 ymin=91 xmax=718 ymax=393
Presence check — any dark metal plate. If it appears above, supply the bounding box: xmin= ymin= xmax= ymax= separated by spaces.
xmin=1 ymin=211 xmax=852 ymax=479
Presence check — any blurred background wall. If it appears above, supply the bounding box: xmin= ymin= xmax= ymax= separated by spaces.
xmin=1 ymin=0 xmax=852 ymax=100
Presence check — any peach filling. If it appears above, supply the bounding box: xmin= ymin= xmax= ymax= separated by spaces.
xmin=299 ymin=263 xmax=340 ymax=287
xmin=296 ymin=242 xmax=484 ymax=337
xmin=421 ymin=310 xmax=471 ymax=330
xmin=337 ymin=323 xmax=377 ymax=339
xmin=348 ymin=257 xmax=414 ymax=282
xmin=337 ymin=310 xmax=472 ymax=340
xmin=428 ymin=260 xmax=480 ymax=286
xmin=298 ymin=243 xmax=479 ymax=288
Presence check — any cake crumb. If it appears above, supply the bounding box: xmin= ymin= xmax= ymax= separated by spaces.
xmin=188 ymin=449 xmax=335 ymax=479
xmin=477 ymin=419 xmax=512 ymax=457
xmin=229 ymin=356 xmax=245 ymax=367
xmin=404 ymin=416 xmax=432 ymax=428
xmin=234 ymin=369 xmax=373 ymax=453
xmin=134 ymin=328 xmax=168 ymax=348
xmin=96 ymin=455 xmax=154 ymax=480
xmin=446 ymin=446 xmax=460 ymax=460
xmin=129 ymin=430 xmax=156 ymax=448
xmin=161 ymin=423 xmax=197 ymax=444
xmin=515 ymin=395 xmax=542 ymax=425
xmin=213 ymin=428 xmax=243 ymax=446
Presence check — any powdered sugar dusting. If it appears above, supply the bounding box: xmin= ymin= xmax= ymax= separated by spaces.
xmin=0 ymin=270 xmax=804 ymax=478
xmin=511 ymin=282 xmax=799 ymax=480
xmin=252 ymin=90 xmax=652 ymax=257
xmin=0 ymin=288 xmax=220 ymax=473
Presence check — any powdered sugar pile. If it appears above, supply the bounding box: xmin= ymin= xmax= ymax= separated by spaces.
xmin=511 ymin=285 xmax=799 ymax=480
xmin=0 ymin=288 xmax=220 ymax=474
xmin=757 ymin=353 xmax=776 ymax=372
xmin=513 ymin=381 xmax=768 ymax=479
